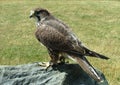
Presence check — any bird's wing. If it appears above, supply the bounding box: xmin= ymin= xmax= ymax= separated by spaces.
xmin=43 ymin=19 xmax=85 ymax=54
xmin=42 ymin=19 xmax=109 ymax=59
xmin=35 ymin=23 xmax=74 ymax=52
xmin=36 ymin=22 xmax=87 ymax=57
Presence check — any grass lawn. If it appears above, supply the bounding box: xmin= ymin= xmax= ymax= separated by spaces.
xmin=0 ymin=0 xmax=120 ymax=85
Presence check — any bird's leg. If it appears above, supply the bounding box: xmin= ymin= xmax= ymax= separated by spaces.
xmin=38 ymin=49 xmax=59 ymax=70
xmin=58 ymin=53 xmax=69 ymax=64
xmin=59 ymin=55 xmax=66 ymax=64
xmin=44 ymin=54 xmax=59 ymax=70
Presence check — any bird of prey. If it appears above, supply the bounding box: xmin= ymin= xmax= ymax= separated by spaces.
xmin=29 ymin=8 xmax=109 ymax=82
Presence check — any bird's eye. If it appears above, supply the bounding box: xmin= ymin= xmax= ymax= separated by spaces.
xmin=36 ymin=11 xmax=40 ymax=14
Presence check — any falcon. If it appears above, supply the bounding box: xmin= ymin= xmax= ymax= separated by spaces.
xmin=29 ymin=8 xmax=109 ymax=82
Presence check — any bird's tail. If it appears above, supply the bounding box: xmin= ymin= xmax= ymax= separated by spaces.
xmin=71 ymin=56 xmax=103 ymax=82
xmin=83 ymin=47 xmax=109 ymax=60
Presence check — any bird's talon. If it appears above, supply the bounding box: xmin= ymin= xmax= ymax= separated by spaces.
xmin=37 ymin=62 xmax=55 ymax=71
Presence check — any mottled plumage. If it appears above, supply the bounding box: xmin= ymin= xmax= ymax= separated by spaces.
xmin=29 ymin=8 xmax=109 ymax=82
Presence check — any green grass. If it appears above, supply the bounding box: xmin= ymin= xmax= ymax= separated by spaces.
xmin=0 ymin=0 xmax=120 ymax=85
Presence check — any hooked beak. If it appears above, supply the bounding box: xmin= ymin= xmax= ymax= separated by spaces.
xmin=29 ymin=10 xmax=35 ymax=18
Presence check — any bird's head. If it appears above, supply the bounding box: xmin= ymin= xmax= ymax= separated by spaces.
xmin=29 ymin=8 xmax=50 ymax=22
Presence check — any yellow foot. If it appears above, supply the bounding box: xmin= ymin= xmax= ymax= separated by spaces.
xmin=37 ymin=62 xmax=53 ymax=70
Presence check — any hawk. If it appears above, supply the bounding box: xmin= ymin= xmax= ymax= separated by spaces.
xmin=29 ymin=8 xmax=109 ymax=82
